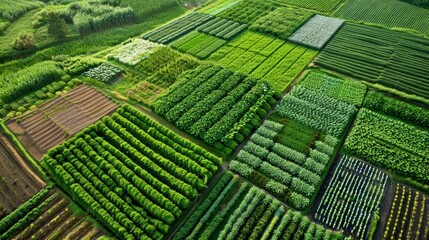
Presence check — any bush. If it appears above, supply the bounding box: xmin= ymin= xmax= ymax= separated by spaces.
xmin=12 ymin=34 xmax=36 ymax=50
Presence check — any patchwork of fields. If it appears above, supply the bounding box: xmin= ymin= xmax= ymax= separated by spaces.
xmin=1 ymin=0 xmax=429 ymax=240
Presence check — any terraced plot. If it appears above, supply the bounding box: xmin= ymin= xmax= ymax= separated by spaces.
xmin=8 ymin=85 xmax=117 ymax=159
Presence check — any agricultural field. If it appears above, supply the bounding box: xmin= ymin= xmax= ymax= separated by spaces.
xmin=8 ymin=85 xmax=117 ymax=159
xmin=152 ymin=63 xmax=277 ymax=154
xmin=43 ymin=104 xmax=221 ymax=239
xmin=173 ymin=172 xmax=344 ymax=240
xmin=299 ymin=71 xmax=367 ymax=106
xmin=383 ymin=184 xmax=429 ymax=240
xmin=345 ymin=108 xmax=429 ymax=185
xmin=315 ymin=155 xmax=389 ymax=239
xmin=273 ymin=0 xmax=344 ymax=13
xmin=0 ymin=185 xmax=108 ymax=240
xmin=0 ymin=133 xmax=45 ymax=218
xmin=208 ymin=31 xmax=317 ymax=93
xmin=1 ymin=0 xmax=429 ymax=240
xmin=316 ymin=23 xmax=429 ymax=100
xmin=334 ymin=0 xmax=429 ymax=36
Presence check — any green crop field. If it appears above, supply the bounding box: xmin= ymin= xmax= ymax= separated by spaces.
xmin=1 ymin=0 xmax=429 ymax=240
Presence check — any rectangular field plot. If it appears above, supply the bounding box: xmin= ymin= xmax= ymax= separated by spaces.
xmin=250 ymin=8 xmax=312 ymax=40
xmin=316 ymin=23 xmax=429 ymax=98
xmin=334 ymin=0 xmax=429 ymax=36
xmin=8 ymin=85 xmax=117 ymax=159
xmin=288 ymin=15 xmax=344 ymax=49
xmin=383 ymin=184 xmax=429 ymax=240
xmin=107 ymin=39 xmax=160 ymax=66
xmin=196 ymin=17 xmax=247 ymax=40
xmin=0 ymin=186 xmax=108 ymax=239
xmin=345 ymin=108 xmax=429 ymax=185
xmin=275 ymin=86 xmax=356 ymax=137
xmin=230 ymin=118 xmax=340 ymax=210
xmin=315 ymin=155 xmax=389 ymax=239
xmin=142 ymin=12 xmax=213 ymax=44
xmin=171 ymin=31 xmax=226 ymax=59
xmin=273 ymin=0 xmax=343 ymax=13
xmin=152 ymin=63 xmax=277 ymax=154
xmin=0 ymin=133 xmax=45 ymax=218
xmin=216 ymin=0 xmax=277 ymax=24
xmin=173 ymin=172 xmax=344 ymax=240
xmin=208 ymin=31 xmax=317 ymax=93
xmin=300 ymin=72 xmax=367 ymax=106
xmin=43 ymin=104 xmax=221 ymax=239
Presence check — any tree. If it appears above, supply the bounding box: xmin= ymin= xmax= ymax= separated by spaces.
xmin=12 ymin=34 xmax=36 ymax=50
xmin=47 ymin=13 xmax=68 ymax=38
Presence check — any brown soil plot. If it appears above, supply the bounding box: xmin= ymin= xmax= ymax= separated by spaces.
xmin=8 ymin=85 xmax=117 ymax=160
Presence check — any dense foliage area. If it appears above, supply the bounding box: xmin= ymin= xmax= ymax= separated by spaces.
xmin=173 ymin=172 xmax=344 ymax=240
xmin=43 ymin=104 xmax=221 ymax=239
xmin=300 ymin=72 xmax=367 ymax=106
xmin=230 ymin=119 xmax=339 ymax=210
xmin=153 ymin=63 xmax=276 ymax=154
xmin=345 ymin=108 xmax=429 ymax=184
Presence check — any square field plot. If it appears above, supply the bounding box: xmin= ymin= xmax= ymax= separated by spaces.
xmin=7 ymin=85 xmax=117 ymax=159
xmin=288 ymin=15 xmax=344 ymax=49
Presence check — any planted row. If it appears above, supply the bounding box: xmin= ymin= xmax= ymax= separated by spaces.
xmin=43 ymin=105 xmax=220 ymax=239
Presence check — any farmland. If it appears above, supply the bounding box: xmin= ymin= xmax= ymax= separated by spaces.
xmin=1 ymin=0 xmax=429 ymax=240
xmin=315 ymin=23 xmax=429 ymax=100
xmin=8 ymin=85 xmax=117 ymax=159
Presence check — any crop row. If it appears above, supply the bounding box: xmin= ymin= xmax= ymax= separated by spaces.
xmin=209 ymin=31 xmax=317 ymax=93
xmin=217 ymin=0 xmax=276 ymax=24
xmin=171 ymin=31 xmax=226 ymax=59
xmin=334 ymin=0 xmax=429 ymax=36
xmin=288 ymin=14 xmax=344 ymax=49
xmin=300 ymin=71 xmax=367 ymax=106
xmin=143 ymin=12 xmax=213 ymax=44
xmin=273 ymin=0 xmax=343 ymax=13
xmin=275 ymin=86 xmax=356 ymax=137
xmin=196 ymin=17 xmax=247 ymax=40
xmin=43 ymin=105 xmax=220 ymax=239
xmin=173 ymin=171 xmax=344 ymax=240
xmin=83 ymin=63 xmax=123 ymax=84
xmin=316 ymin=23 xmax=429 ymax=98
xmin=230 ymin=119 xmax=339 ymax=210
xmin=345 ymin=108 xmax=429 ymax=184
xmin=364 ymin=91 xmax=429 ymax=128
xmin=152 ymin=63 xmax=276 ymax=154
xmin=250 ymin=8 xmax=312 ymax=40
xmin=315 ymin=155 xmax=389 ymax=239
xmin=383 ymin=184 xmax=429 ymax=240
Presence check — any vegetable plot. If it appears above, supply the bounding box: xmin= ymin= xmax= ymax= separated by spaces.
xmin=171 ymin=31 xmax=226 ymax=59
xmin=300 ymin=72 xmax=367 ymax=106
xmin=315 ymin=155 xmax=389 ymax=239
xmin=173 ymin=172 xmax=344 ymax=240
xmin=83 ymin=63 xmax=123 ymax=84
xmin=196 ymin=17 xmax=247 ymax=40
xmin=230 ymin=119 xmax=340 ymax=210
xmin=288 ymin=15 xmax=344 ymax=49
xmin=345 ymin=108 xmax=429 ymax=184
xmin=143 ymin=12 xmax=214 ymax=44
xmin=152 ymin=63 xmax=276 ymax=154
xmin=275 ymin=86 xmax=356 ymax=137
xmin=272 ymin=0 xmax=343 ymax=13
xmin=43 ymin=104 xmax=221 ymax=240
